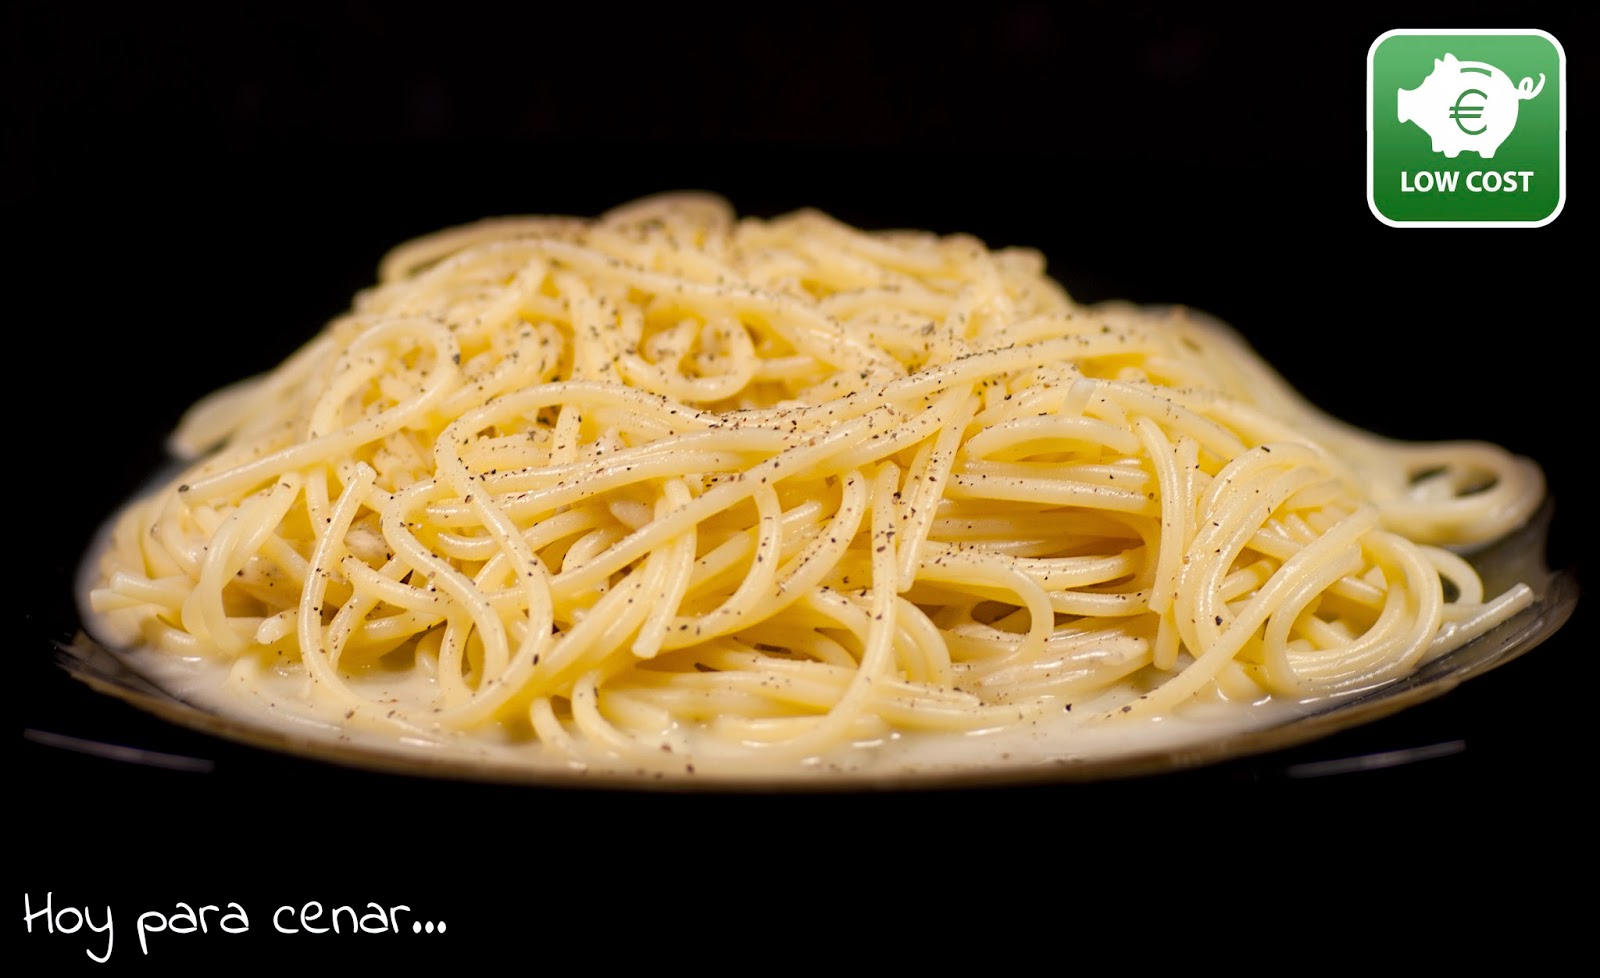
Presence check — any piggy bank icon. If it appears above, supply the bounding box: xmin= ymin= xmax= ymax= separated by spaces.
xmin=1397 ymin=53 xmax=1545 ymax=158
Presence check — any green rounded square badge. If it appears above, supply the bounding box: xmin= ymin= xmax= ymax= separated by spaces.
xmin=1368 ymin=29 xmax=1565 ymax=227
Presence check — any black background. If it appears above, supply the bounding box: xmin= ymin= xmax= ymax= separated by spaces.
xmin=15 ymin=3 xmax=1591 ymax=967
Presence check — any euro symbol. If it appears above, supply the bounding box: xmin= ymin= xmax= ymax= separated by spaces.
xmin=1450 ymin=88 xmax=1487 ymax=135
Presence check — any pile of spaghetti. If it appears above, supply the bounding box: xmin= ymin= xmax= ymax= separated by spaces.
xmin=86 ymin=193 xmax=1544 ymax=775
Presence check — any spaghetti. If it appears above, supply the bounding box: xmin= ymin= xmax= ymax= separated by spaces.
xmin=84 ymin=193 xmax=1545 ymax=778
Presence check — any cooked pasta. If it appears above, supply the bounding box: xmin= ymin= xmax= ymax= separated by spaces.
xmin=83 ymin=193 xmax=1545 ymax=778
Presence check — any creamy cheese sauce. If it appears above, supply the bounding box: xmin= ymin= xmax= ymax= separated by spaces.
xmin=75 ymin=488 xmax=1550 ymax=787
xmin=78 ymin=507 xmax=1340 ymax=786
